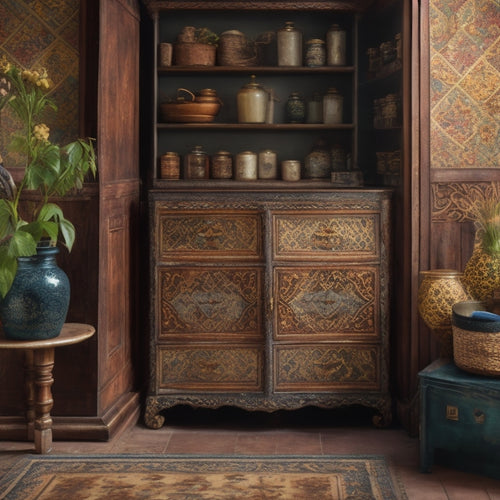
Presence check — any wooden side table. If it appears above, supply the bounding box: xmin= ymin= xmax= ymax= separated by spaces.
xmin=0 ymin=323 xmax=95 ymax=453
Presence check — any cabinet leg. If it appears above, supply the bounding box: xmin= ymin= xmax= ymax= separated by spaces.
xmin=33 ymin=348 xmax=55 ymax=454
xmin=144 ymin=397 xmax=165 ymax=429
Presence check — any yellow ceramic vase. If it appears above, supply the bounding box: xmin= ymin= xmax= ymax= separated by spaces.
xmin=417 ymin=269 xmax=470 ymax=357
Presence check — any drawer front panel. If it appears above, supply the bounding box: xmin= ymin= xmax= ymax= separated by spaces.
xmin=158 ymin=266 xmax=263 ymax=339
xmin=275 ymin=344 xmax=380 ymax=391
xmin=274 ymin=267 xmax=379 ymax=339
xmin=157 ymin=209 xmax=262 ymax=261
xmin=273 ymin=212 xmax=379 ymax=260
xmin=158 ymin=345 xmax=263 ymax=391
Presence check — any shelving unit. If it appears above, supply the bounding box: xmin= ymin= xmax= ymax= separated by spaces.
xmin=143 ymin=1 xmax=396 ymax=429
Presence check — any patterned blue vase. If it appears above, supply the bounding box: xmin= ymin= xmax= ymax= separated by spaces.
xmin=0 ymin=246 xmax=70 ymax=340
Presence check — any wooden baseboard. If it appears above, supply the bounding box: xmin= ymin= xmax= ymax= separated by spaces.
xmin=0 ymin=391 xmax=140 ymax=442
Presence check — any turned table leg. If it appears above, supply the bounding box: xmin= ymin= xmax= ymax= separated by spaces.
xmin=33 ymin=347 xmax=55 ymax=454
xmin=24 ymin=350 xmax=35 ymax=442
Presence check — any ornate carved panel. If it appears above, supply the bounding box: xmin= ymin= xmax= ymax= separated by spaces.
xmin=273 ymin=212 xmax=379 ymax=260
xmin=275 ymin=345 xmax=380 ymax=391
xmin=158 ymin=267 xmax=263 ymax=338
xmin=158 ymin=345 xmax=263 ymax=391
xmin=157 ymin=210 xmax=262 ymax=261
xmin=274 ymin=267 xmax=378 ymax=338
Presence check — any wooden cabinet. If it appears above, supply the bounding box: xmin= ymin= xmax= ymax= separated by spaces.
xmin=145 ymin=188 xmax=392 ymax=428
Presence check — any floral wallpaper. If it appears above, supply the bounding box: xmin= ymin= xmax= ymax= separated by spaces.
xmin=429 ymin=0 xmax=499 ymax=169
xmin=0 ymin=0 xmax=80 ymax=162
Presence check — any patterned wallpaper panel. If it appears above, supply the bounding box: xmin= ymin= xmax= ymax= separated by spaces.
xmin=0 ymin=0 xmax=80 ymax=163
xmin=429 ymin=0 xmax=499 ymax=169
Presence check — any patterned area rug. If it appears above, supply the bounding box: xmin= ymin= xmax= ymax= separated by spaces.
xmin=0 ymin=454 xmax=407 ymax=499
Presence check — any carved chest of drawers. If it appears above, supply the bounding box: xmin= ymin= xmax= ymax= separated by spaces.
xmin=145 ymin=188 xmax=392 ymax=428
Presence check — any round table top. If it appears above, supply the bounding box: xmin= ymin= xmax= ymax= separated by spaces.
xmin=0 ymin=323 xmax=95 ymax=349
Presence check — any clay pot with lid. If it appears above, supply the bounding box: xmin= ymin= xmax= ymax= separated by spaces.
xmin=237 ymin=75 xmax=268 ymax=123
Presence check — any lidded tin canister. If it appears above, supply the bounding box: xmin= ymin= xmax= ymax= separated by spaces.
xmin=184 ymin=145 xmax=209 ymax=179
xmin=281 ymin=160 xmax=301 ymax=181
xmin=160 ymin=152 xmax=180 ymax=180
xmin=237 ymin=75 xmax=268 ymax=123
xmin=285 ymin=92 xmax=305 ymax=123
xmin=326 ymin=24 xmax=346 ymax=66
xmin=277 ymin=21 xmax=302 ymax=66
xmin=235 ymin=151 xmax=258 ymax=181
xmin=211 ymin=150 xmax=233 ymax=179
xmin=258 ymin=149 xmax=278 ymax=179
xmin=305 ymin=38 xmax=325 ymax=67
xmin=323 ymin=87 xmax=343 ymax=124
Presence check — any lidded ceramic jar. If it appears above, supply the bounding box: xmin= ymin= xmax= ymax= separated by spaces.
xmin=305 ymin=38 xmax=325 ymax=67
xmin=285 ymin=92 xmax=305 ymax=123
xmin=326 ymin=24 xmax=346 ymax=66
xmin=281 ymin=160 xmax=301 ymax=181
xmin=323 ymin=87 xmax=343 ymax=124
xmin=237 ymin=75 xmax=268 ymax=123
xmin=277 ymin=21 xmax=302 ymax=66
xmin=184 ymin=145 xmax=209 ymax=179
xmin=304 ymin=139 xmax=331 ymax=179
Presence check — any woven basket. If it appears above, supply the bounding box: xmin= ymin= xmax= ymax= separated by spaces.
xmin=452 ymin=301 xmax=500 ymax=377
xmin=217 ymin=30 xmax=258 ymax=66
xmin=173 ymin=42 xmax=216 ymax=66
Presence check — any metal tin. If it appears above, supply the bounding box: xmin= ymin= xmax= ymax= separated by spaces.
xmin=160 ymin=152 xmax=180 ymax=180
xmin=184 ymin=145 xmax=209 ymax=179
xmin=211 ymin=150 xmax=233 ymax=179
xmin=305 ymin=38 xmax=325 ymax=67
xmin=326 ymin=24 xmax=346 ymax=66
xmin=281 ymin=160 xmax=301 ymax=181
xmin=158 ymin=43 xmax=172 ymax=67
xmin=323 ymin=87 xmax=343 ymax=124
xmin=277 ymin=21 xmax=302 ymax=67
xmin=235 ymin=151 xmax=258 ymax=180
xmin=258 ymin=150 xmax=278 ymax=179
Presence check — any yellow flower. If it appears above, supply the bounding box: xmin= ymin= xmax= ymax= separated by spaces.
xmin=33 ymin=123 xmax=50 ymax=142
xmin=0 ymin=56 xmax=11 ymax=74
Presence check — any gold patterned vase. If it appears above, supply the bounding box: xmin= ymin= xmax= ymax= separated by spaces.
xmin=417 ymin=269 xmax=471 ymax=358
xmin=462 ymin=247 xmax=500 ymax=302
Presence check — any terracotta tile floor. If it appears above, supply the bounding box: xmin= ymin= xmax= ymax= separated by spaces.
xmin=1 ymin=406 xmax=499 ymax=499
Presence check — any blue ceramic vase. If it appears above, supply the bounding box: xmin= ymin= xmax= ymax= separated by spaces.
xmin=0 ymin=246 xmax=70 ymax=340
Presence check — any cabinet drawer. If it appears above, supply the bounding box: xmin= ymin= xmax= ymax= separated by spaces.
xmin=273 ymin=211 xmax=379 ymax=261
xmin=158 ymin=266 xmax=263 ymax=340
xmin=156 ymin=209 xmax=262 ymax=261
xmin=274 ymin=344 xmax=380 ymax=391
xmin=158 ymin=344 xmax=264 ymax=392
xmin=274 ymin=267 xmax=379 ymax=340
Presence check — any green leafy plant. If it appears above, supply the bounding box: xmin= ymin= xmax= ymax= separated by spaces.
xmin=0 ymin=56 xmax=97 ymax=298
xmin=469 ymin=183 xmax=500 ymax=257
xmin=195 ymin=28 xmax=219 ymax=46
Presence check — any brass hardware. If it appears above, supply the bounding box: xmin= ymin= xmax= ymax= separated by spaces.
xmin=474 ymin=409 xmax=485 ymax=424
xmin=446 ymin=405 xmax=459 ymax=421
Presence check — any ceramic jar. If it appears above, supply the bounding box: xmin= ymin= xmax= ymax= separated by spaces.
xmin=285 ymin=92 xmax=305 ymax=123
xmin=417 ymin=269 xmax=471 ymax=357
xmin=235 ymin=151 xmax=257 ymax=180
xmin=277 ymin=21 xmax=302 ymax=66
xmin=326 ymin=24 xmax=346 ymax=66
xmin=237 ymin=75 xmax=268 ymax=123
xmin=462 ymin=246 xmax=500 ymax=302
xmin=323 ymin=87 xmax=343 ymax=124
xmin=305 ymin=38 xmax=325 ymax=67
xmin=304 ymin=140 xmax=331 ymax=179
xmin=258 ymin=150 xmax=278 ymax=179
xmin=184 ymin=145 xmax=209 ymax=179
xmin=306 ymin=92 xmax=323 ymax=123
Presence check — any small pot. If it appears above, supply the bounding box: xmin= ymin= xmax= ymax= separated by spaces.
xmin=160 ymin=88 xmax=222 ymax=123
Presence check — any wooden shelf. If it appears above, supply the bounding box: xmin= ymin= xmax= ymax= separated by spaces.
xmin=158 ymin=65 xmax=356 ymax=75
